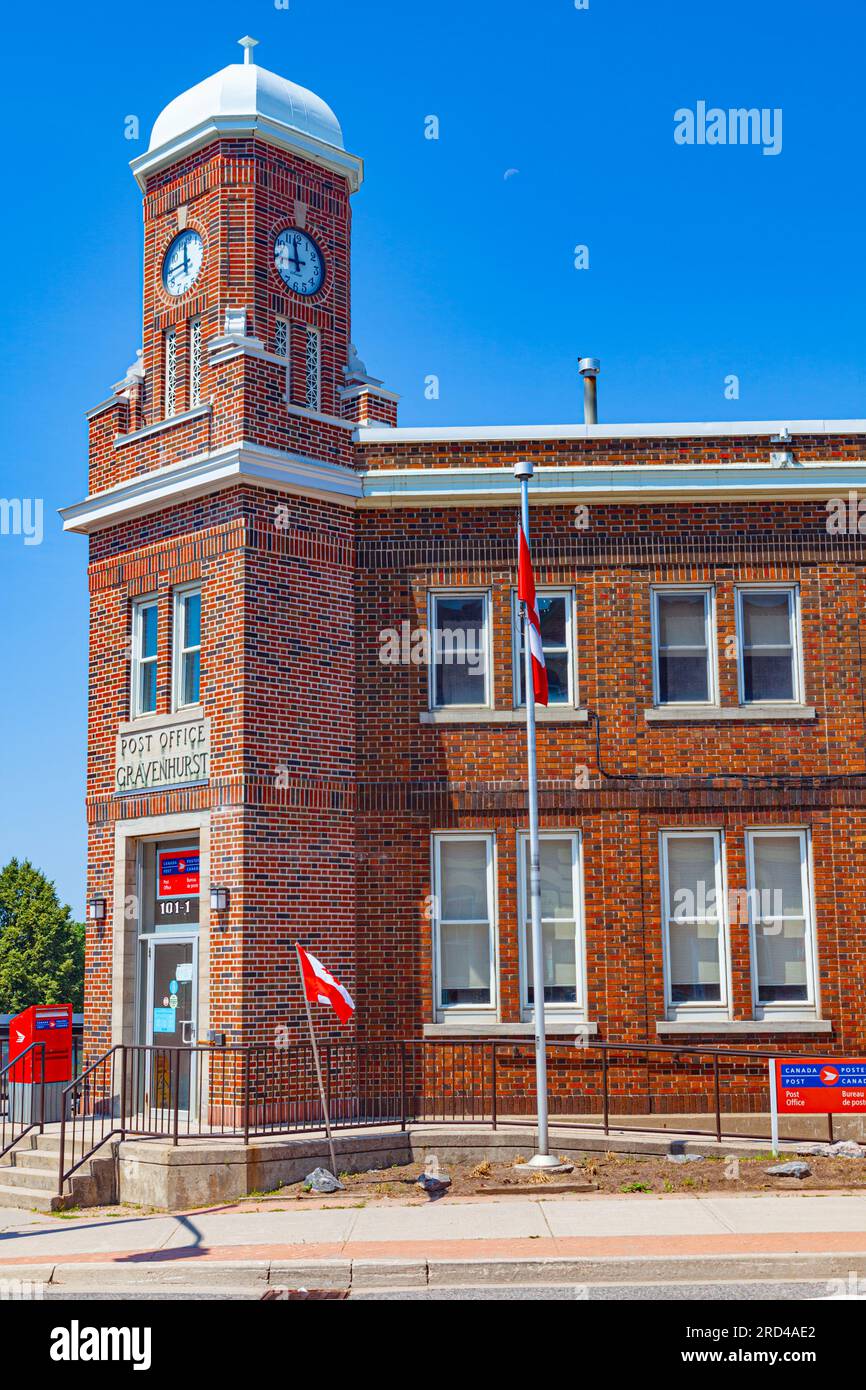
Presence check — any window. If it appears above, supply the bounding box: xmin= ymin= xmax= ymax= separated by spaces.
xmin=661 ymin=831 xmax=728 ymax=1012
xmin=652 ymin=588 xmax=715 ymax=704
xmin=139 ymin=836 xmax=201 ymax=932
xmin=433 ymin=835 xmax=496 ymax=1011
xmin=189 ymin=318 xmax=202 ymax=407
xmin=429 ymin=592 xmax=491 ymax=708
xmin=173 ymin=587 xmax=201 ymax=709
xmin=304 ymin=326 xmax=320 ymax=410
xmin=164 ymin=328 xmax=177 ymax=418
xmin=513 ymin=590 xmax=575 ymax=706
xmin=132 ymin=599 xmax=158 ymax=717
xmin=519 ymin=833 xmax=583 ymax=1011
xmin=746 ymin=830 xmax=815 ymax=1011
xmin=274 ymin=318 xmax=290 ymax=401
xmin=736 ymin=587 xmax=800 ymax=703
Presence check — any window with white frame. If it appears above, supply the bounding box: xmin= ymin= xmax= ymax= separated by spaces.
xmin=661 ymin=831 xmax=727 ymax=1011
xmin=519 ymin=833 xmax=583 ymax=1010
xmin=132 ymin=599 xmax=158 ymax=717
xmin=653 ymin=588 xmax=715 ymax=705
xmin=304 ymin=326 xmax=320 ymax=410
xmin=513 ymin=590 xmax=575 ymax=706
xmin=189 ymin=318 xmax=202 ymax=407
xmin=164 ymin=327 xmax=177 ymax=418
xmin=274 ymin=317 xmax=290 ymax=401
xmin=433 ymin=835 xmax=495 ymax=1010
xmin=746 ymin=830 xmax=815 ymax=1010
xmin=173 ymin=587 xmax=201 ymax=709
xmin=736 ymin=587 xmax=800 ymax=704
xmin=429 ymin=592 xmax=491 ymax=708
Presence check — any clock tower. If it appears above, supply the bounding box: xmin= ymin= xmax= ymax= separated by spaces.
xmin=129 ymin=33 xmax=363 ymax=463
xmin=64 ymin=39 xmax=396 ymax=1077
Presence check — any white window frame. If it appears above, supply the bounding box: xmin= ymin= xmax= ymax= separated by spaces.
xmin=745 ymin=828 xmax=818 ymax=1020
xmin=172 ymin=585 xmax=202 ymax=712
xmin=659 ymin=829 xmax=731 ymax=1020
xmin=274 ymin=317 xmax=290 ymax=402
xmin=427 ymin=589 xmax=494 ymax=711
xmin=131 ymin=596 xmax=159 ymax=719
xmin=511 ymin=587 xmax=577 ymax=708
xmin=651 ymin=585 xmax=717 ymax=706
xmin=164 ymin=327 xmax=177 ymax=419
xmin=517 ymin=830 xmax=585 ymax=1021
xmin=189 ymin=317 xmax=202 ymax=407
xmin=431 ymin=832 xmax=498 ymax=1020
xmin=304 ymin=325 xmax=321 ymax=410
xmin=735 ymin=584 xmax=803 ymax=705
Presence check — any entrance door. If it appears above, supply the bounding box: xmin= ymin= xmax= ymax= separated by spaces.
xmin=143 ymin=937 xmax=198 ymax=1119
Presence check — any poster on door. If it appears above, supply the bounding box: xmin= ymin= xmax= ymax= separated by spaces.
xmin=158 ymin=850 xmax=200 ymax=898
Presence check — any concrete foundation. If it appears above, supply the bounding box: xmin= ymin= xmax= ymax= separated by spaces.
xmin=114 ymin=1116 xmax=833 ymax=1210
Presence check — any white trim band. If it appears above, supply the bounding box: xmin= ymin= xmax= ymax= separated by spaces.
xmin=358 ymin=419 xmax=866 ymax=443
xmin=61 ymin=453 xmax=866 ymax=534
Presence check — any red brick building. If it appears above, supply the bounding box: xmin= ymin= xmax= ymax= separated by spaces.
xmin=63 ymin=41 xmax=866 ymax=1091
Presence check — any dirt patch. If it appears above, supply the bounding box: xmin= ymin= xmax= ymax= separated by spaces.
xmin=265 ymin=1151 xmax=866 ymax=1203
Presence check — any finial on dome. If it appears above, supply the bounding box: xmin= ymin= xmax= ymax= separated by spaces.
xmin=238 ymin=36 xmax=259 ymax=65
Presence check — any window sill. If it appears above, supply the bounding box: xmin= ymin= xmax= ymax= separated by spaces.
xmin=119 ymin=706 xmax=204 ymax=734
xmin=421 ymin=708 xmax=590 ymax=726
xmin=645 ymin=705 xmax=816 ymax=723
xmin=656 ymin=1020 xmax=832 ymax=1035
xmin=425 ymin=1021 xmax=598 ymax=1038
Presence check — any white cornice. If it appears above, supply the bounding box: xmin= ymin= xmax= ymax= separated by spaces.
xmin=340 ymin=382 xmax=401 ymax=405
xmin=130 ymin=117 xmax=363 ymax=192
xmin=359 ymin=461 xmax=866 ymax=508
xmin=357 ymin=419 xmax=866 ymax=444
xmin=60 ymin=441 xmax=362 ymax=534
xmin=61 ymin=450 xmax=866 ymax=534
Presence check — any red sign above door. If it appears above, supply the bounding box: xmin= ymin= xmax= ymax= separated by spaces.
xmin=158 ymin=850 xmax=200 ymax=898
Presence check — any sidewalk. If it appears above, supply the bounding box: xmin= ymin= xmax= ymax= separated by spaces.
xmin=1 ymin=1190 xmax=865 ymax=1291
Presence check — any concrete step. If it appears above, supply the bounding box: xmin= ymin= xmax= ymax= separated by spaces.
xmin=12 ymin=1148 xmax=65 ymax=1172
xmin=0 ymin=1165 xmax=58 ymax=1191
xmin=0 ymin=1183 xmax=61 ymax=1212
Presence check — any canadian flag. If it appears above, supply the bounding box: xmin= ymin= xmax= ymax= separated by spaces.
xmin=296 ymin=944 xmax=356 ymax=1025
xmin=517 ymin=523 xmax=549 ymax=707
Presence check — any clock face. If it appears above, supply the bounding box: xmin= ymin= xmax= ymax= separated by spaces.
xmin=162 ymin=230 xmax=203 ymax=296
xmin=274 ymin=229 xmax=324 ymax=296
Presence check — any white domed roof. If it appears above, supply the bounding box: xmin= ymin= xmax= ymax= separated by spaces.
xmin=131 ymin=38 xmax=362 ymax=191
xmin=149 ymin=60 xmax=344 ymax=154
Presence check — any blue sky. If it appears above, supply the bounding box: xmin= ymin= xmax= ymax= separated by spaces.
xmin=0 ymin=0 xmax=864 ymax=915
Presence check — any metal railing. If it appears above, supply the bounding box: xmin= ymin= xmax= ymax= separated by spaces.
xmin=0 ymin=1042 xmax=45 ymax=1160
xmin=52 ymin=1038 xmax=848 ymax=1198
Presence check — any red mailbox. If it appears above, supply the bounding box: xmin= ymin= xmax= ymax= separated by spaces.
xmin=8 ymin=1004 xmax=73 ymax=1083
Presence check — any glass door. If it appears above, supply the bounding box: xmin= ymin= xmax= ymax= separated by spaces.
xmin=144 ymin=937 xmax=198 ymax=1119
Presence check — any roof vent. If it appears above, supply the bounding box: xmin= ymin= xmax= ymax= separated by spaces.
xmin=578 ymin=357 xmax=600 ymax=426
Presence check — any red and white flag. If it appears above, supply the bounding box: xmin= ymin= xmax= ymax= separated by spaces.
xmin=517 ymin=523 xmax=549 ymax=707
xmin=296 ymin=944 xmax=356 ymax=1025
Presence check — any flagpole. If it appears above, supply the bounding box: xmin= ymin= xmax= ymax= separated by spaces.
xmin=295 ymin=944 xmax=339 ymax=1177
xmin=514 ymin=459 xmax=558 ymax=1168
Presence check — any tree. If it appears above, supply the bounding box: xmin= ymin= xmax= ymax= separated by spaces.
xmin=0 ymin=859 xmax=84 ymax=1013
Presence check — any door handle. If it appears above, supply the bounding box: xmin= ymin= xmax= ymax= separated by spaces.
xmin=181 ymin=1020 xmax=195 ymax=1045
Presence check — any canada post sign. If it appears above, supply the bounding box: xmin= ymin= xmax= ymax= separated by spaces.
xmin=775 ymin=1059 xmax=866 ymax=1114
xmin=115 ymin=719 xmax=210 ymax=794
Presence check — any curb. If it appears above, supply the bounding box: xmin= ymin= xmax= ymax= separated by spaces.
xmin=6 ymin=1250 xmax=866 ymax=1293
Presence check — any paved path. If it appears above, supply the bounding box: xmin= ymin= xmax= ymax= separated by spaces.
xmin=0 ymin=1191 xmax=865 ymax=1267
